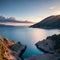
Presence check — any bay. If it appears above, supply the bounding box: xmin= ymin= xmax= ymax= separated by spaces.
xmin=0 ymin=26 xmax=60 ymax=58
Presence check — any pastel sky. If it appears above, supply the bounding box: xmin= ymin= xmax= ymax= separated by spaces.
xmin=0 ymin=0 xmax=60 ymax=22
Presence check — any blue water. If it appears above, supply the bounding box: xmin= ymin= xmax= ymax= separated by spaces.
xmin=0 ymin=26 xmax=60 ymax=58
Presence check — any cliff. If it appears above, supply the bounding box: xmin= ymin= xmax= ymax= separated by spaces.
xmin=0 ymin=36 xmax=26 ymax=60
xmin=0 ymin=34 xmax=60 ymax=60
xmin=24 ymin=34 xmax=60 ymax=60
xmin=31 ymin=15 xmax=60 ymax=29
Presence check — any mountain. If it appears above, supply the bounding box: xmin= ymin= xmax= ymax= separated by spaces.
xmin=0 ymin=16 xmax=33 ymax=23
xmin=31 ymin=15 xmax=60 ymax=29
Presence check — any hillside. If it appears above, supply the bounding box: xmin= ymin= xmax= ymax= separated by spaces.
xmin=31 ymin=15 xmax=60 ymax=29
xmin=0 ymin=36 xmax=26 ymax=60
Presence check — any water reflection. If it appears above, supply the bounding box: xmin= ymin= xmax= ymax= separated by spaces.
xmin=0 ymin=26 xmax=60 ymax=58
xmin=31 ymin=28 xmax=47 ymax=43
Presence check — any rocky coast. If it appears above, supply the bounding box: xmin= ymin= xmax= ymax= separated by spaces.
xmin=0 ymin=36 xmax=26 ymax=60
xmin=0 ymin=34 xmax=60 ymax=60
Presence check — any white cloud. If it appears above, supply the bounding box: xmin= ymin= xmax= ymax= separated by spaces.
xmin=53 ymin=10 xmax=60 ymax=15
xmin=49 ymin=6 xmax=55 ymax=10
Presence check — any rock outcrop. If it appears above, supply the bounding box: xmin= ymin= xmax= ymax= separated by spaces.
xmin=24 ymin=34 xmax=60 ymax=60
xmin=36 ymin=38 xmax=55 ymax=54
xmin=0 ymin=36 xmax=26 ymax=60
xmin=0 ymin=34 xmax=60 ymax=60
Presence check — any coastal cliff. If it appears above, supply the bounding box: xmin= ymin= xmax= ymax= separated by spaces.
xmin=25 ymin=34 xmax=60 ymax=60
xmin=0 ymin=34 xmax=60 ymax=60
xmin=36 ymin=34 xmax=60 ymax=54
xmin=0 ymin=36 xmax=26 ymax=60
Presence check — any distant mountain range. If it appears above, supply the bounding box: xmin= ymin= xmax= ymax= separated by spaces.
xmin=31 ymin=15 xmax=60 ymax=29
xmin=0 ymin=24 xmax=15 ymax=27
xmin=0 ymin=16 xmax=33 ymax=23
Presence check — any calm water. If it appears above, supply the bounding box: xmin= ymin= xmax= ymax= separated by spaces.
xmin=0 ymin=26 xmax=60 ymax=58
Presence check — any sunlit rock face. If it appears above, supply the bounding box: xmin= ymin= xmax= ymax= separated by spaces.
xmin=0 ymin=36 xmax=26 ymax=60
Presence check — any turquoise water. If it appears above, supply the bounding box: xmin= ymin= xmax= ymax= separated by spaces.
xmin=0 ymin=26 xmax=60 ymax=58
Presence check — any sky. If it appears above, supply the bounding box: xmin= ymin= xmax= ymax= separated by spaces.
xmin=0 ymin=0 xmax=60 ymax=22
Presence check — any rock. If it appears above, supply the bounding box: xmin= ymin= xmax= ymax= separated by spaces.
xmin=0 ymin=36 xmax=26 ymax=60
xmin=9 ymin=42 xmax=26 ymax=57
xmin=24 ymin=34 xmax=60 ymax=60
xmin=0 ymin=34 xmax=60 ymax=60
xmin=35 ymin=38 xmax=55 ymax=54
xmin=33 ymin=34 xmax=60 ymax=60
xmin=24 ymin=54 xmax=60 ymax=60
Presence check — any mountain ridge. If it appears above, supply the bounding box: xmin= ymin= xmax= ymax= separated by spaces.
xmin=31 ymin=15 xmax=60 ymax=29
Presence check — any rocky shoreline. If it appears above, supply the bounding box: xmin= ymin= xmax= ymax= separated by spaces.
xmin=35 ymin=38 xmax=55 ymax=54
xmin=0 ymin=36 xmax=26 ymax=60
xmin=0 ymin=34 xmax=60 ymax=60
xmin=25 ymin=34 xmax=60 ymax=60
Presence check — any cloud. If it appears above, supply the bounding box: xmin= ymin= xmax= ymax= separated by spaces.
xmin=49 ymin=6 xmax=55 ymax=10
xmin=48 ymin=6 xmax=60 ymax=15
xmin=53 ymin=10 xmax=60 ymax=15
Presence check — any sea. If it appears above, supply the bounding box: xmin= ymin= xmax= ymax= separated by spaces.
xmin=0 ymin=26 xmax=60 ymax=58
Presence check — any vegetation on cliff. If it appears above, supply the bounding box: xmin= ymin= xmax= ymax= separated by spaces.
xmin=47 ymin=34 xmax=60 ymax=53
xmin=0 ymin=34 xmax=60 ymax=60
xmin=0 ymin=36 xmax=26 ymax=60
xmin=0 ymin=38 xmax=8 ymax=60
xmin=0 ymin=44 xmax=8 ymax=60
